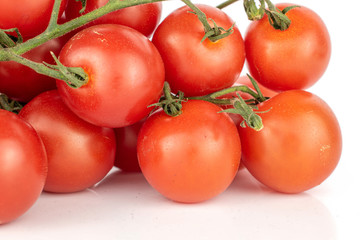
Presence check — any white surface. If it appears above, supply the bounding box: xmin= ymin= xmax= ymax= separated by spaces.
xmin=1 ymin=0 xmax=359 ymax=239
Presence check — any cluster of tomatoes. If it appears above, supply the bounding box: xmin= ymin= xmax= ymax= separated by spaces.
xmin=0 ymin=0 xmax=342 ymax=225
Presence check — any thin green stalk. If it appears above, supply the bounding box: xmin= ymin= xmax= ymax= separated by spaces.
xmin=217 ymin=0 xmax=239 ymax=9
xmin=153 ymin=81 xmax=266 ymax=131
xmin=181 ymin=0 xmax=234 ymax=42
xmin=220 ymin=94 xmax=264 ymax=131
xmin=46 ymin=0 xmax=62 ymax=31
xmin=0 ymin=30 xmax=15 ymax=48
xmin=4 ymin=48 xmax=87 ymax=88
xmin=188 ymin=84 xmax=262 ymax=104
xmin=181 ymin=0 xmax=213 ymax=33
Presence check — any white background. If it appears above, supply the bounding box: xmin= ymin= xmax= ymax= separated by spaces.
xmin=1 ymin=0 xmax=359 ymax=239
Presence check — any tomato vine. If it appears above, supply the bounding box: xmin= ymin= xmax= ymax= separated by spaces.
xmin=151 ymin=76 xmax=267 ymax=131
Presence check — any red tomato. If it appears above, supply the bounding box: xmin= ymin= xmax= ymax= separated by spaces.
xmin=0 ymin=110 xmax=47 ymax=224
xmin=245 ymin=3 xmax=331 ymax=91
xmin=56 ymin=24 xmax=165 ymax=128
xmin=0 ymin=37 xmax=68 ymax=102
xmin=152 ymin=4 xmax=245 ymax=96
xmin=114 ymin=119 xmax=145 ymax=172
xmin=65 ymin=0 xmax=162 ymax=37
xmin=137 ymin=100 xmax=241 ymax=203
xmin=19 ymin=90 xmax=116 ymax=193
xmin=0 ymin=0 xmax=68 ymax=38
xmin=238 ymin=90 xmax=342 ymax=193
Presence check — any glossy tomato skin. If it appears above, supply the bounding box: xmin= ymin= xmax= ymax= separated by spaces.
xmin=65 ymin=0 xmax=162 ymax=37
xmin=56 ymin=24 xmax=165 ymax=128
xmin=0 ymin=110 xmax=47 ymax=224
xmin=238 ymin=90 xmax=342 ymax=193
xmin=0 ymin=0 xmax=68 ymax=38
xmin=19 ymin=90 xmax=116 ymax=193
xmin=0 ymin=37 xmax=67 ymax=102
xmin=245 ymin=4 xmax=331 ymax=91
xmin=114 ymin=119 xmax=145 ymax=172
xmin=137 ymin=100 xmax=241 ymax=203
xmin=152 ymin=4 xmax=245 ymax=96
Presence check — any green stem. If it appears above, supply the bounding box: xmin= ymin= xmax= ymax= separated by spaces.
xmin=0 ymin=30 xmax=15 ymax=48
xmin=189 ymin=88 xmax=264 ymax=131
xmin=0 ymin=93 xmax=23 ymax=114
xmin=0 ymin=94 xmax=12 ymax=112
xmin=181 ymin=0 xmax=213 ymax=32
xmin=6 ymin=0 xmax=165 ymax=56
xmin=181 ymin=0 xmax=234 ymax=42
xmin=4 ymin=48 xmax=87 ymax=88
xmin=217 ymin=0 xmax=239 ymax=9
xmin=152 ymin=81 xmax=266 ymax=131
xmin=46 ymin=0 xmax=62 ymax=31
xmin=149 ymin=82 xmax=184 ymax=117
xmin=220 ymin=95 xmax=264 ymax=131
xmin=210 ymin=85 xmax=259 ymax=99
xmin=188 ymin=85 xmax=263 ymax=105
xmin=246 ymin=74 xmax=267 ymax=102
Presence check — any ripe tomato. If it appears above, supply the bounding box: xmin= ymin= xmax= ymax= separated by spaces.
xmin=19 ymin=90 xmax=116 ymax=193
xmin=0 ymin=110 xmax=47 ymax=224
xmin=0 ymin=37 xmax=68 ymax=102
xmin=0 ymin=0 xmax=68 ymax=38
xmin=65 ymin=0 xmax=162 ymax=37
xmin=114 ymin=119 xmax=145 ymax=172
xmin=152 ymin=4 xmax=245 ymax=96
xmin=137 ymin=100 xmax=241 ymax=203
xmin=245 ymin=3 xmax=331 ymax=91
xmin=56 ymin=24 xmax=165 ymax=128
xmin=238 ymin=90 xmax=342 ymax=193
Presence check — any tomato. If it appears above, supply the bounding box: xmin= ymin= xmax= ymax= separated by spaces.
xmin=65 ymin=0 xmax=162 ymax=37
xmin=19 ymin=90 xmax=116 ymax=193
xmin=0 ymin=0 xmax=68 ymax=38
xmin=152 ymin=4 xmax=245 ymax=96
xmin=137 ymin=100 xmax=241 ymax=203
xmin=0 ymin=37 xmax=68 ymax=102
xmin=245 ymin=3 xmax=331 ymax=91
xmin=0 ymin=110 xmax=47 ymax=224
xmin=238 ymin=90 xmax=342 ymax=193
xmin=56 ymin=24 xmax=165 ymax=128
xmin=114 ymin=119 xmax=145 ymax=172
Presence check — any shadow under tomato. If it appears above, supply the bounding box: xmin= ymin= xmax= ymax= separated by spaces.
xmin=0 ymin=168 xmax=338 ymax=240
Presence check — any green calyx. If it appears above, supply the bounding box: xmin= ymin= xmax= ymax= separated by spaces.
xmin=182 ymin=0 xmax=234 ymax=42
xmin=44 ymin=52 xmax=88 ymax=88
xmin=220 ymin=94 xmax=264 ymax=131
xmin=243 ymin=0 xmax=300 ymax=31
xmin=149 ymin=82 xmax=186 ymax=117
